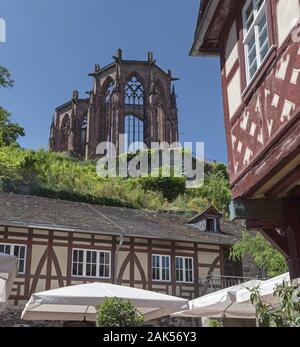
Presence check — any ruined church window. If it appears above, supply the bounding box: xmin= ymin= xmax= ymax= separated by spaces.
xmin=105 ymin=81 xmax=115 ymax=103
xmin=104 ymin=80 xmax=115 ymax=142
xmin=154 ymin=83 xmax=166 ymax=142
xmin=61 ymin=114 xmax=70 ymax=151
xmin=125 ymin=115 xmax=144 ymax=152
xmin=124 ymin=76 xmax=145 ymax=151
xmin=81 ymin=115 xmax=87 ymax=145
xmin=125 ymin=76 xmax=144 ymax=106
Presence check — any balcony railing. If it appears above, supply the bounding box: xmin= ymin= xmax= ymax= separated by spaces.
xmin=199 ymin=275 xmax=264 ymax=297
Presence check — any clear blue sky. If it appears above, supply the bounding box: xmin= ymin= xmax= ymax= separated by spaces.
xmin=1 ymin=0 xmax=227 ymax=163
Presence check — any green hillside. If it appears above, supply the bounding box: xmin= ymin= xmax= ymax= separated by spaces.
xmin=0 ymin=145 xmax=231 ymax=215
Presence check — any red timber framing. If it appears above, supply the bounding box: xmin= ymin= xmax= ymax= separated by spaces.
xmin=219 ymin=0 xmax=300 ymax=199
xmin=191 ymin=0 xmax=300 ymax=279
xmin=0 ymin=225 xmax=229 ymax=304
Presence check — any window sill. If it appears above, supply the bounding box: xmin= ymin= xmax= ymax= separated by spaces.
xmin=176 ymin=281 xmax=194 ymax=285
xmin=71 ymin=275 xmax=111 ymax=280
xmin=152 ymin=280 xmax=171 ymax=284
xmin=242 ymin=45 xmax=277 ymax=105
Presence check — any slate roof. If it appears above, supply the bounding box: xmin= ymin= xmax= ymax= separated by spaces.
xmin=0 ymin=192 xmax=244 ymax=245
xmin=187 ymin=206 xmax=223 ymax=224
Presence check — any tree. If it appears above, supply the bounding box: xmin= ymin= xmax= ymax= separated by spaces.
xmin=205 ymin=161 xmax=229 ymax=180
xmin=230 ymin=231 xmax=287 ymax=277
xmin=96 ymin=297 xmax=144 ymax=327
xmin=0 ymin=107 xmax=25 ymax=146
xmin=198 ymin=172 xmax=231 ymax=215
xmin=0 ymin=66 xmax=25 ymax=146
xmin=0 ymin=66 xmax=14 ymax=88
xmin=250 ymin=281 xmax=300 ymax=327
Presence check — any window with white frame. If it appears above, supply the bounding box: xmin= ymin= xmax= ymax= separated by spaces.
xmin=152 ymin=255 xmax=170 ymax=282
xmin=176 ymin=256 xmax=194 ymax=283
xmin=243 ymin=0 xmax=270 ymax=83
xmin=0 ymin=243 xmax=26 ymax=273
xmin=72 ymin=249 xmax=111 ymax=279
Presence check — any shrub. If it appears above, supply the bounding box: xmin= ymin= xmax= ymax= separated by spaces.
xmin=0 ymin=145 xmax=232 ymax=215
xmin=96 ymin=297 xmax=144 ymax=327
xmin=207 ymin=319 xmax=222 ymax=327
xmin=140 ymin=175 xmax=186 ymax=201
xmin=250 ymin=281 xmax=300 ymax=327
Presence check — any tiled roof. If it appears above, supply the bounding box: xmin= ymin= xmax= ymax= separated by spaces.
xmin=0 ymin=192 xmax=244 ymax=245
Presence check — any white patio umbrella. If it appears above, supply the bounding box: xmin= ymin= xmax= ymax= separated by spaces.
xmin=173 ymin=279 xmax=262 ymax=319
xmin=0 ymin=253 xmax=18 ymax=312
xmin=236 ymin=273 xmax=290 ymax=305
xmin=21 ymin=282 xmax=189 ymax=322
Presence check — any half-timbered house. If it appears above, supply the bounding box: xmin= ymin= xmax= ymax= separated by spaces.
xmin=191 ymin=0 xmax=300 ymax=279
xmin=0 ymin=192 xmax=255 ymax=317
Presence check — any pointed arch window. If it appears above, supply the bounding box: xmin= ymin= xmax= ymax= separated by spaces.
xmin=104 ymin=80 xmax=115 ymax=142
xmin=125 ymin=115 xmax=144 ymax=152
xmin=105 ymin=81 xmax=115 ymax=103
xmin=60 ymin=114 xmax=70 ymax=151
xmin=81 ymin=115 xmax=88 ymax=146
xmin=124 ymin=76 xmax=145 ymax=152
xmin=154 ymin=83 xmax=166 ymax=142
xmin=125 ymin=76 xmax=144 ymax=106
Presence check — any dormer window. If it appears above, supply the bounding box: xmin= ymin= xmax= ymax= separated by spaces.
xmin=187 ymin=206 xmax=222 ymax=233
xmin=206 ymin=218 xmax=217 ymax=232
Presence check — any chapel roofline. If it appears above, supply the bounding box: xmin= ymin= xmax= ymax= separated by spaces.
xmin=88 ymin=49 xmax=180 ymax=81
xmin=55 ymin=98 xmax=89 ymax=112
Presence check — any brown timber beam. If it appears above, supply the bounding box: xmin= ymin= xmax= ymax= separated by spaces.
xmin=246 ymin=219 xmax=285 ymax=229
xmin=284 ymin=200 xmax=300 ymax=279
xmin=231 ymin=198 xmax=300 ymax=280
xmin=266 ymin=164 xmax=300 ymax=198
xmin=230 ymin=199 xmax=285 ymax=221
xmin=260 ymin=229 xmax=289 ymax=258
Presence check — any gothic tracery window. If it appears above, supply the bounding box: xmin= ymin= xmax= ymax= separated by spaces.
xmin=124 ymin=76 xmax=145 ymax=152
xmin=125 ymin=76 xmax=144 ymax=106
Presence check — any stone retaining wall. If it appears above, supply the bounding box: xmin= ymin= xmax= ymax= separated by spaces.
xmin=0 ymin=305 xmax=201 ymax=328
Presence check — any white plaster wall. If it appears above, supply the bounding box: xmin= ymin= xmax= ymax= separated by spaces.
xmin=276 ymin=0 xmax=300 ymax=47
xmin=227 ymin=69 xmax=242 ymax=119
xmin=225 ymin=20 xmax=239 ymax=76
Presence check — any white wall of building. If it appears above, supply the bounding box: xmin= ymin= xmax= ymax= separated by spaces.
xmin=276 ymin=0 xmax=300 ymax=47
